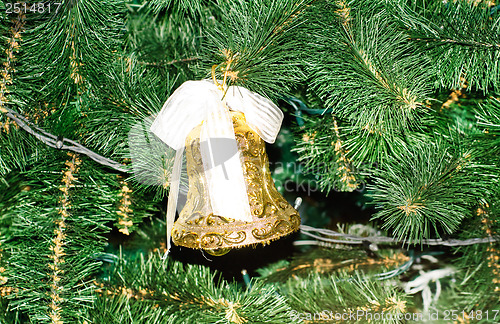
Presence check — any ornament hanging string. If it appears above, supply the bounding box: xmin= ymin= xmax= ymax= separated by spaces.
xmin=151 ymin=67 xmax=284 ymax=259
xmin=211 ymin=64 xmax=228 ymax=93
xmin=212 ymin=51 xmax=235 ymax=93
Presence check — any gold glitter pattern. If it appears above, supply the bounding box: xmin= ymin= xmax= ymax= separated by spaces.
xmin=172 ymin=111 xmax=300 ymax=251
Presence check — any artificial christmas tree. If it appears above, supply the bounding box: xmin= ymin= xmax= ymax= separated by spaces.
xmin=0 ymin=0 xmax=499 ymax=323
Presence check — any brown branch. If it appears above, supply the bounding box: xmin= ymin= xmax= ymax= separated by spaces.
xmin=413 ymin=37 xmax=500 ymax=49
xmin=137 ymin=57 xmax=199 ymax=67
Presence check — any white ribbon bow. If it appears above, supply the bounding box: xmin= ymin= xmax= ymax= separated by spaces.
xmin=150 ymin=79 xmax=284 ymax=256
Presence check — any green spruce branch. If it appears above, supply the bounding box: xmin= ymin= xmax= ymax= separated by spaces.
xmin=390 ymin=0 xmax=500 ymax=92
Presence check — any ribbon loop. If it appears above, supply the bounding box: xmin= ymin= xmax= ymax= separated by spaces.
xmin=225 ymin=86 xmax=284 ymax=144
xmin=150 ymin=80 xmax=220 ymax=150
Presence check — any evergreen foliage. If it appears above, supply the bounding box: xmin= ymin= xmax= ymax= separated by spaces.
xmin=0 ymin=0 xmax=498 ymax=322
xmin=4 ymin=154 xmax=114 ymax=323
xmin=390 ymin=0 xmax=500 ymax=92
xmin=201 ymin=0 xmax=311 ymax=99
xmin=368 ymin=137 xmax=492 ymax=242
xmin=91 ymin=252 xmax=296 ymax=323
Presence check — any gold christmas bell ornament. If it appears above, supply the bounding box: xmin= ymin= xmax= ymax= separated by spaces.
xmin=150 ymin=80 xmax=300 ymax=256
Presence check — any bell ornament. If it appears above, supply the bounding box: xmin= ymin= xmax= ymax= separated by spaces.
xmin=172 ymin=111 xmax=301 ymax=254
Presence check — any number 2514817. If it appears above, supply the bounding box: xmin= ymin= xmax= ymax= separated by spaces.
xmin=5 ymin=3 xmax=62 ymax=14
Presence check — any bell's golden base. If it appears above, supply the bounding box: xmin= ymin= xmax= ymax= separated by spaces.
xmin=172 ymin=111 xmax=301 ymax=252
xmin=205 ymin=247 xmax=232 ymax=256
